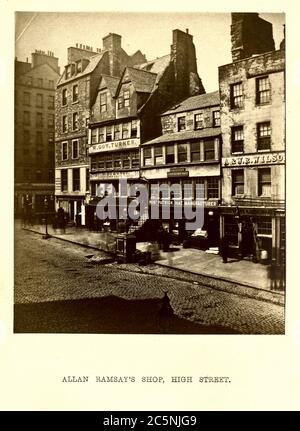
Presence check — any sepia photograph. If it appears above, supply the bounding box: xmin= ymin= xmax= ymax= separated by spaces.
xmin=13 ymin=10 xmax=286 ymax=335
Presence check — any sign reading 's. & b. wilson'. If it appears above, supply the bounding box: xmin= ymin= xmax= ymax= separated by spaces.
xmin=222 ymin=151 xmax=285 ymax=167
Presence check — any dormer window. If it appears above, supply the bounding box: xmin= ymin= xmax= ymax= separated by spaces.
xmin=76 ymin=61 xmax=82 ymax=73
xmin=178 ymin=116 xmax=186 ymax=131
xmin=100 ymin=92 xmax=107 ymax=113
xmin=124 ymin=90 xmax=130 ymax=107
xmin=118 ymin=96 xmax=123 ymax=109
xmin=65 ymin=66 xmax=71 ymax=79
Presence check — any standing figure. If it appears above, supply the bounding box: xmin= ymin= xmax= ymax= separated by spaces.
xmin=220 ymin=234 xmax=229 ymax=263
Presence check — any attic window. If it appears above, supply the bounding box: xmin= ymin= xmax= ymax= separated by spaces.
xmin=118 ymin=96 xmax=123 ymax=110
xmin=100 ymin=92 xmax=107 ymax=112
xmin=65 ymin=66 xmax=71 ymax=79
xmin=124 ymin=91 xmax=130 ymax=107
xmin=76 ymin=61 xmax=82 ymax=73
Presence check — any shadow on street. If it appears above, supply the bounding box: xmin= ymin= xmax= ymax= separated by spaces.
xmin=14 ymin=295 xmax=239 ymax=334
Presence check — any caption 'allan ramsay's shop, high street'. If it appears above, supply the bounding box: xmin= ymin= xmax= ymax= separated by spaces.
xmin=15 ymin=14 xmax=285 ymax=276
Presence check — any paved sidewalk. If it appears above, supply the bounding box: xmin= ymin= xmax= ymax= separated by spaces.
xmin=20 ymin=222 xmax=284 ymax=298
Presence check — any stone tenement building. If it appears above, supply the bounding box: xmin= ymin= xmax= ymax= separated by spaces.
xmin=219 ymin=13 xmax=285 ymax=275
xmin=86 ymin=28 xmax=205 ymax=230
xmin=15 ymin=50 xmax=60 ymax=215
xmin=54 ymin=34 xmax=146 ymax=225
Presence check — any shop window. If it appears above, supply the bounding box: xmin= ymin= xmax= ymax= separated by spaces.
xmin=62 ymin=115 xmax=67 ymax=133
xmin=61 ymin=169 xmax=68 ymax=191
xmin=62 ymin=88 xmax=67 ymax=106
xmin=213 ymin=110 xmax=220 ymax=127
xmin=194 ymin=113 xmax=204 ymax=129
xmin=207 ymin=177 xmax=219 ymax=199
xmin=91 ymin=128 xmax=98 ymax=144
xmin=230 ymin=82 xmax=243 ymax=109
xmin=100 ymin=92 xmax=107 ymax=112
xmin=122 ymin=123 xmax=129 ymax=139
xmin=23 ymin=111 xmax=30 ymax=125
xmin=166 ymin=145 xmax=175 ymax=164
xmin=124 ymin=91 xmax=130 ymax=107
xmin=143 ymin=148 xmax=152 ymax=166
xmin=232 ymin=169 xmax=244 ymax=196
xmin=131 ymin=151 xmax=139 ymax=168
xmin=73 ymin=85 xmax=78 ymax=103
xmin=131 ymin=120 xmax=138 ymax=138
xmin=114 ymin=124 xmax=121 ymax=140
xmin=106 ymin=126 xmax=112 ymax=142
xmin=36 ymin=93 xmax=43 ymax=107
xmin=72 ymin=140 xmax=79 ymax=159
xmin=72 ymin=168 xmax=80 ymax=191
xmin=178 ymin=116 xmax=186 ymax=131
xmin=258 ymin=168 xmax=271 ymax=197
xmin=257 ymin=122 xmax=271 ymax=150
xmin=231 ymin=126 xmax=244 ymax=153
xmin=23 ymin=92 xmax=30 ymax=106
xmin=178 ymin=143 xmax=188 ymax=163
xmin=204 ymin=139 xmax=215 ymax=160
xmin=154 ymin=146 xmax=163 ymax=165
xmin=72 ymin=112 xmax=79 ymax=131
xmin=256 ymin=76 xmax=270 ymax=104
xmin=256 ymin=217 xmax=272 ymax=235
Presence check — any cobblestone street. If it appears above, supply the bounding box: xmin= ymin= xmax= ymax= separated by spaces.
xmin=14 ymin=228 xmax=285 ymax=334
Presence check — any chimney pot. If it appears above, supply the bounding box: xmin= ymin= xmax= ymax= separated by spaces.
xmin=186 ymin=28 xmax=189 ymax=34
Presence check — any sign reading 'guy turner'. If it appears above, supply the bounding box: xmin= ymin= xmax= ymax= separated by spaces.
xmin=222 ymin=151 xmax=285 ymax=167
xmin=89 ymin=138 xmax=140 ymax=154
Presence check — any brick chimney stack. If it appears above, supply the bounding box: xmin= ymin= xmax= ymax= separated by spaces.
xmin=31 ymin=50 xmax=59 ymax=73
xmin=231 ymin=13 xmax=275 ymax=62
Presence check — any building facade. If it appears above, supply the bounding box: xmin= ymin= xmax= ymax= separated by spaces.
xmin=219 ymin=13 xmax=285 ymax=274
xmin=140 ymin=91 xmax=221 ymax=242
xmin=54 ymin=34 xmax=146 ymax=225
xmin=87 ymin=29 xmax=205 ymax=231
xmin=15 ymin=50 xmax=60 ymax=216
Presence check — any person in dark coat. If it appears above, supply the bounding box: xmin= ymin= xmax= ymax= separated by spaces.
xmin=220 ymin=234 xmax=229 ymax=263
xmin=57 ymin=207 xmax=66 ymax=233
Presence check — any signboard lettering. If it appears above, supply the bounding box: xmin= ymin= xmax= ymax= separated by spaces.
xmin=222 ymin=151 xmax=285 ymax=167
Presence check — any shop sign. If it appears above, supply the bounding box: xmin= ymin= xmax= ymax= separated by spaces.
xmin=167 ymin=167 xmax=189 ymax=178
xmin=90 ymin=170 xmax=140 ymax=180
xmin=222 ymin=151 xmax=285 ymax=167
xmin=89 ymin=138 xmax=140 ymax=154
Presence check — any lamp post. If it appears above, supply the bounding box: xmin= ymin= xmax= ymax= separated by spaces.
xmin=43 ymin=196 xmax=51 ymax=239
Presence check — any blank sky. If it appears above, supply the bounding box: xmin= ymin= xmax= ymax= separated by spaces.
xmin=15 ymin=12 xmax=285 ymax=92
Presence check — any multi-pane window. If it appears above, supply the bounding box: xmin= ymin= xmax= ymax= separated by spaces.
xmin=23 ymin=92 xmax=30 ymax=106
xmin=255 ymin=217 xmax=272 ymax=235
xmin=207 ymin=177 xmax=219 ymax=199
xmin=37 ymin=78 xmax=43 ymax=87
xmin=178 ymin=116 xmax=186 ymax=131
xmin=258 ymin=168 xmax=271 ymax=197
xmin=62 ymin=115 xmax=67 ymax=132
xmin=118 ymin=96 xmax=123 ymax=109
xmin=48 ymin=114 xmax=54 ymax=128
xmin=154 ymin=146 xmax=163 ymax=165
xmin=231 ymin=82 xmax=243 ymax=109
xmin=124 ymin=91 xmax=130 ymax=107
xmin=143 ymin=148 xmax=152 ymax=166
xmin=106 ymin=126 xmax=112 ymax=142
xmin=72 ymin=112 xmax=79 ymax=131
xmin=194 ymin=113 xmax=204 ymax=129
xmin=213 ymin=110 xmax=220 ymax=127
xmin=114 ymin=154 xmax=122 ymax=169
xmin=62 ymin=88 xmax=67 ymax=106
xmin=65 ymin=66 xmax=71 ymax=79
xmin=36 ymin=112 xmax=43 ymax=128
xmin=61 ymin=169 xmax=68 ymax=191
xmin=23 ymin=111 xmax=30 ymax=125
xmin=91 ymin=128 xmax=98 ymax=144
xmin=73 ymin=85 xmax=78 ymax=102
xmin=257 ymin=122 xmax=271 ymax=150
xmin=72 ymin=168 xmax=80 ymax=191
xmin=122 ymin=122 xmax=129 ymax=139
xmin=131 ymin=150 xmax=139 ymax=168
xmin=131 ymin=120 xmax=138 ymax=138
xmin=62 ymin=142 xmax=68 ymax=161
xmin=100 ymin=92 xmax=107 ymax=112
xmin=114 ymin=124 xmax=121 ymax=140
xmin=105 ymin=154 xmax=113 ymax=169
xmin=123 ymin=153 xmax=131 ymax=169
xmin=232 ymin=169 xmax=244 ymax=196
xmin=231 ymin=126 xmax=244 ymax=153
xmin=48 ymin=95 xmax=54 ymax=109
xmin=36 ymin=94 xmax=43 ymax=107
xmin=99 ymin=127 xmax=105 ymax=143
xmin=256 ymin=76 xmax=270 ymax=104
xmin=191 ymin=142 xmax=200 ymax=162
xmin=178 ymin=143 xmax=188 ymax=162
xmin=72 ymin=140 xmax=78 ymax=159
xmin=204 ymin=139 xmax=215 ymax=160
xmin=166 ymin=145 xmax=175 ymax=164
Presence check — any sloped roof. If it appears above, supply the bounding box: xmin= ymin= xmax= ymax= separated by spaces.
xmin=57 ymin=51 xmax=106 ymax=86
xmin=99 ymin=75 xmax=120 ymax=97
xmin=163 ymin=91 xmax=220 ymax=115
xmin=142 ymin=127 xmax=221 ymax=146
xmin=138 ymin=54 xmax=171 ymax=85
xmin=124 ymin=67 xmax=157 ymax=93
